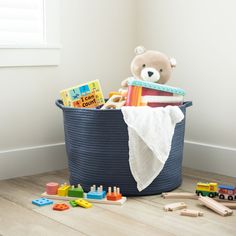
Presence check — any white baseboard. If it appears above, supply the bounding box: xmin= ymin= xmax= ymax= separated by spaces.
xmin=0 ymin=143 xmax=67 ymax=180
xmin=183 ymin=140 xmax=236 ymax=178
xmin=1 ymin=140 xmax=235 ymax=180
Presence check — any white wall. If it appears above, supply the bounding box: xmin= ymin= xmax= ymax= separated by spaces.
xmin=0 ymin=0 xmax=137 ymax=179
xmin=137 ymin=0 xmax=236 ymax=176
xmin=1 ymin=0 xmax=235 ymax=180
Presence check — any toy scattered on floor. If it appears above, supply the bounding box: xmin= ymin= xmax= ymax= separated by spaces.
xmin=75 ymin=199 xmax=93 ymax=208
xmin=162 ymin=191 xmax=236 ymax=210
xmin=218 ymin=185 xmax=236 ymax=201
xmin=53 ymin=203 xmax=70 ymax=211
xmin=162 ymin=192 xmax=198 ymax=200
xmin=42 ymin=182 xmax=127 ymax=205
xmin=180 ymin=209 xmax=204 ymax=217
xmin=32 ymin=198 xmax=53 ymax=207
xmin=106 ymin=186 xmax=123 ymax=201
xmin=46 ymin=182 xmax=59 ymax=195
xmin=162 ymin=182 xmax=236 ymax=218
xmin=121 ymin=46 xmax=177 ymax=88
xmin=69 ymin=199 xmax=92 ymax=208
xmin=164 ymin=202 xmax=187 ymax=211
xmin=69 ymin=200 xmax=78 ymax=208
xmin=198 ymin=196 xmax=233 ymax=216
xmin=125 ymin=79 xmax=185 ymax=107
xmin=101 ymin=95 xmax=126 ymax=109
xmin=163 ymin=200 xmax=205 ymax=217
xmin=221 ymin=202 xmax=236 ymax=209
xmin=87 ymin=185 xmax=106 ymax=199
xmin=60 ymin=79 xmax=105 ymax=108
xmin=195 ymin=182 xmax=218 ymax=198
xmin=196 ymin=182 xmax=236 ymax=201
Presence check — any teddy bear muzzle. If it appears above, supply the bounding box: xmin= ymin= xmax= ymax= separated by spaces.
xmin=141 ymin=67 xmax=160 ymax=83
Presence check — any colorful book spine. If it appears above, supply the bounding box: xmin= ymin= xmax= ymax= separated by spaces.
xmin=126 ymin=79 xmax=186 ymax=107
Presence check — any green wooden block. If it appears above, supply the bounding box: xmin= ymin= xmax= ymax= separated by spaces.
xmin=68 ymin=185 xmax=84 ymax=198
xmin=69 ymin=200 xmax=78 ymax=207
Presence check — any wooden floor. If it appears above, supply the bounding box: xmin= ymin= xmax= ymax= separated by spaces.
xmin=0 ymin=168 xmax=236 ymax=236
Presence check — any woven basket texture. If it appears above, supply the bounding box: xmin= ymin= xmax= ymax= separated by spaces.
xmin=56 ymin=100 xmax=192 ymax=196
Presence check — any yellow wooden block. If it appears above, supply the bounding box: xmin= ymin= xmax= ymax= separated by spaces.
xmin=75 ymin=199 xmax=92 ymax=208
xmin=57 ymin=184 xmax=70 ymax=197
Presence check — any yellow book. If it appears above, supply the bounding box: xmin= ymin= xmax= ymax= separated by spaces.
xmin=60 ymin=80 xmax=105 ymax=108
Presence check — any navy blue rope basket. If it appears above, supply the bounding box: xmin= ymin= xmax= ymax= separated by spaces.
xmin=56 ymin=100 xmax=192 ymax=196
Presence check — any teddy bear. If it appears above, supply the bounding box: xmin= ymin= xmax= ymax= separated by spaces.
xmin=121 ymin=46 xmax=177 ymax=88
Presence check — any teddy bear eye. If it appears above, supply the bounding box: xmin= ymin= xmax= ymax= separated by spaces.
xmin=142 ymin=64 xmax=146 ymax=68
xmin=160 ymin=69 xmax=163 ymax=72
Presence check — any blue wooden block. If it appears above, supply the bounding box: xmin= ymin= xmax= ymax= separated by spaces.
xmin=32 ymin=198 xmax=53 ymax=207
xmin=87 ymin=190 xmax=106 ymax=200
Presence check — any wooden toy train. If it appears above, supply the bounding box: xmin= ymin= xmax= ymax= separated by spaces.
xmin=196 ymin=182 xmax=236 ymax=201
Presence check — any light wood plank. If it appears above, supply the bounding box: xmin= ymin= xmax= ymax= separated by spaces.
xmin=34 ymin=201 xmax=173 ymax=236
xmin=0 ymin=197 xmax=84 ymax=236
xmin=0 ymin=168 xmax=236 ymax=236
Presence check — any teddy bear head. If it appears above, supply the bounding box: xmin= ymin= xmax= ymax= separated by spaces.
xmin=130 ymin=46 xmax=176 ymax=84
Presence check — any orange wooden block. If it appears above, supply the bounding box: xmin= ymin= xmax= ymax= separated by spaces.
xmin=53 ymin=203 xmax=70 ymax=211
xmin=106 ymin=186 xmax=122 ymax=201
xmin=107 ymin=193 xmax=122 ymax=201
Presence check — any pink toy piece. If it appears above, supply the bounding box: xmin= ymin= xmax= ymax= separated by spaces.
xmin=46 ymin=182 xmax=59 ymax=195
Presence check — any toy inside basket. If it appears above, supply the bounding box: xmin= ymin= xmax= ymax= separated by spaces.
xmin=126 ymin=79 xmax=186 ymax=107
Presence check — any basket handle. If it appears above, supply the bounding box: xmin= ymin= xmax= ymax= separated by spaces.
xmin=55 ymin=100 xmax=64 ymax=110
xmin=184 ymin=101 xmax=193 ymax=108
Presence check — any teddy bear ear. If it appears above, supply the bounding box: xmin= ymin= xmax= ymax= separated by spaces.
xmin=134 ymin=46 xmax=146 ymax=55
xmin=170 ymin=57 xmax=177 ymax=68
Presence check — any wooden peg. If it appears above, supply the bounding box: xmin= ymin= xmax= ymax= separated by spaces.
xmin=117 ymin=187 xmax=120 ymax=195
xmin=108 ymin=187 xmax=112 ymax=194
xmin=93 ymin=185 xmax=96 ymax=192
xmin=113 ymin=186 xmax=117 ymax=195
xmin=100 ymin=185 xmax=103 ymax=192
